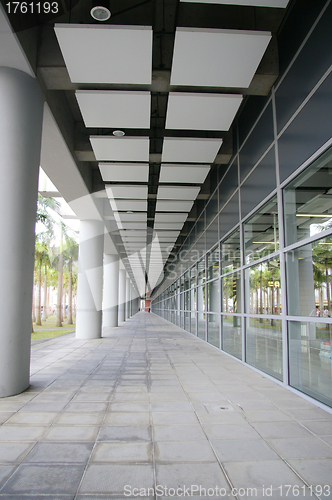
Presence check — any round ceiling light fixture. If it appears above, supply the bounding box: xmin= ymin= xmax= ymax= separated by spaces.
xmin=90 ymin=0 xmax=111 ymax=21
xmin=113 ymin=130 xmax=125 ymax=137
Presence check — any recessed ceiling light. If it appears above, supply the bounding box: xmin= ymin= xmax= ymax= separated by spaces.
xmin=90 ymin=4 xmax=111 ymax=21
xmin=127 ymin=211 xmax=134 ymax=214
xmin=113 ymin=130 xmax=125 ymax=137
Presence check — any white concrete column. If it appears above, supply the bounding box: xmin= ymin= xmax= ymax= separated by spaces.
xmin=118 ymin=269 xmax=126 ymax=323
xmin=102 ymin=254 xmax=119 ymax=328
xmin=125 ymin=277 xmax=131 ymax=319
xmin=0 ymin=68 xmax=44 ymax=397
xmin=76 ymin=220 xmax=104 ymax=339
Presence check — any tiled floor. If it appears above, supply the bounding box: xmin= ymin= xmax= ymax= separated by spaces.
xmin=0 ymin=312 xmax=332 ymax=499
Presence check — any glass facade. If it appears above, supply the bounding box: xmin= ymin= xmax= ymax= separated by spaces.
xmin=151 ymin=4 xmax=332 ymax=410
xmin=153 ymin=146 xmax=332 ymax=409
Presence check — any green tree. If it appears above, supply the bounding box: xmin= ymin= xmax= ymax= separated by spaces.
xmin=313 ymin=243 xmax=332 ymax=315
xmin=63 ymin=235 xmax=79 ymax=325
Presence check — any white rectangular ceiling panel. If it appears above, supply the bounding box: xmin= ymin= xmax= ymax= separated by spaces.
xmin=110 ymin=200 xmax=147 ymax=211
xmin=54 ymin=25 xmax=152 ymax=84
xmin=100 ymin=163 xmax=149 ymax=182
xmin=166 ymin=93 xmax=242 ymax=131
xmin=158 ymin=186 xmax=200 ymax=200
xmin=171 ymin=28 xmax=271 ymax=88
xmin=155 ymin=213 xmax=188 ymax=223
xmin=106 ymin=185 xmax=148 ymax=199
xmin=118 ymin=213 xmax=147 ymax=222
xmin=156 ymin=200 xmax=194 ymax=212
xmin=121 ymin=222 xmax=147 ymax=230
xmin=162 ymin=137 xmax=222 ymax=163
xmin=160 ymin=164 xmax=210 ymax=184
xmin=91 ymin=137 xmax=150 ymax=162
xmin=180 ymin=0 xmax=289 ymax=5
xmin=76 ymin=91 xmax=151 ymax=128
xmin=154 ymin=222 xmax=184 ymax=230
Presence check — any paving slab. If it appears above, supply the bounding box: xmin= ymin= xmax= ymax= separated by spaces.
xmin=0 ymin=312 xmax=331 ymax=498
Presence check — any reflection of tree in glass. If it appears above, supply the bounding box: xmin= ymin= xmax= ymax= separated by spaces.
xmin=312 ymin=241 xmax=332 ymax=316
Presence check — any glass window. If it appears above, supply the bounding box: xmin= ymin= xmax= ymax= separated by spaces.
xmin=184 ymin=311 xmax=190 ymax=332
xmin=286 ymin=235 xmax=332 ymax=317
xmin=245 ymin=257 xmax=281 ymax=315
xmin=191 ymin=287 xmax=197 ymax=312
xmin=197 ymin=285 xmax=206 ymax=312
xmin=207 ymin=245 xmax=220 ymax=280
xmin=190 ymin=264 xmax=197 ymax=288
xmin=222 ymin=315 xmax=242 ymax=359
xmin=207 ymin=279 xmax=220 ymax=313
xmin=180 ymin=275 xmax=184 ymax=292
xmin=185 ymin=290 xmax=190 ymax=311
xmin=284 ymin=147 xmax=332 ymax=247
xmin=243 ymin=195 xmax=279 ymax=265
xmin=197 ymin=257 xmax=206 ymax=283
xmin=180 ymin=311 xmax=184 ymax=329
xmin=190 ymin=311 xmax=197 ymax=336
xmin=180 ymin=292 xmax=184 ymax=311
xmin=207 ymin=314 xmax=220 ymax=348
xmin=289 ymin=321 xmax=332 ymax=407
xmin=222 ymin=271 xmax=242 ymax=313
xmin=184 ymin=271 xmax=190 ymax=291
xmin=197 ymin=313 xmax=206 ymax=340
xmin=220 ymin=228 xmax=241 ymax=275
xmin=246 ymin=317 xmax=283 ymax=380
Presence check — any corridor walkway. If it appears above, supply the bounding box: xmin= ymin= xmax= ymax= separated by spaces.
xmin=0 ymin=312 xmax=332 ymax=499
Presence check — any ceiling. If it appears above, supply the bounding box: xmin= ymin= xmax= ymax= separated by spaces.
xmin=3 ymin=0 xmax=292 ymax=297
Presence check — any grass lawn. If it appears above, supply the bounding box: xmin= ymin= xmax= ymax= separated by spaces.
xmin=32 ymin=315 xmax=75 ymax=340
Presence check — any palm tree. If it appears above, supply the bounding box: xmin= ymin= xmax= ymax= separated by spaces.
xmin=63 ymin=235 xmax=79 ymax=325
xmin=313 ymin=243 xmax=332 ymax=315
xmin=34 ymin=194 xmax=59 ymax=325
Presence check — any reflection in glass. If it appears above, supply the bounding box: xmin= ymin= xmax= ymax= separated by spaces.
xmin=207 ymin=279 xmax=220 ymax=313
xmin=180 ymin=275 xmax=184 ymax=292
xmin=184 ymin=271 xmax=189 ymax=290
xmin=286 ymin=235 xmax=332 ymax=317
xmin=246 ymin=317 xmax=283 ymax=380
xmin=180 ymin=292 xmax=184 ymax=311
xmin=221 ymin=228 xmax=241 ymax=274
xmin=190 ymin=312 xmax=197 ymax=335
xmin=207 ymin=245 xmax=220 ymax=280
xmin=184 ymin=311 xmax=190 ymax=332
xmin=197 ymin=314 xmax=206 ymax=340
xmin=191 ymin=287 xmax=197 ymax=312
xmin=185 ymin=290 xmax=190 ymax=311
xmin=289 ymin=321 xmax=332 ymax=407
xmin=222 ymin=315 xmax=242 ymax=359
xmin=284 ymin=147 xmax=332 ymax=247
xmin=207 ymin=314 xmax=220 ymax=348
xmin=244 ymin=196 xmax=279 ymax=265
xmin=245 ymin=257 xmax=281 ymax=315
xmin=197 ymin=285 xmax=205 ymax=312
xmin=198 ymin=257 xmax=206 ymax=282
xmin=222 ymin=272 xmax=241 ymax=313
xmin=190 ymin=264 xmax=197 ymax=288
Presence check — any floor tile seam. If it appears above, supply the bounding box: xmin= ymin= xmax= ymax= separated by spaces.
xmin=155 ymin=320 xmax=327 ymax=497
xmin=0 ymin=342 xmax=120 ymax=495
xmin=258 ymin=397 xmax=332 ymax=447
xmin=234 ymin=411 xmax=323 ymax=499
xmin=146 ymin=340 xmax=160 ymax=500
xmin=158 ymin=341 xmax=241 ymax=500
xmin=166 ymin=325 xmax=306 ymax=424
xmin=72 ymin=332 xmax=136 ymax=500
xmin=29 ymin=342 xmax=102 ymax=383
